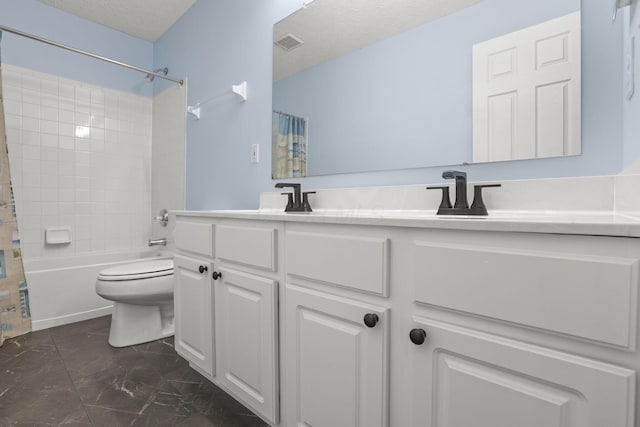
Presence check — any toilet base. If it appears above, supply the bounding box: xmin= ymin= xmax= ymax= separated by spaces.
xmin=108 ymin=301 xmax=174 ymax=347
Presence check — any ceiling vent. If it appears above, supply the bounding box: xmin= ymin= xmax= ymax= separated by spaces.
xmin=275 ymin=33 xmax=304 ymax=51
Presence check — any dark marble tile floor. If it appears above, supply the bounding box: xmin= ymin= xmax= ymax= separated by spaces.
xmin=0 ymin=316 xmax=269 ymax=426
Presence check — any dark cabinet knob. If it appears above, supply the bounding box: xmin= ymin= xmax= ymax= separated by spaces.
xmin=212 ymin=271 xmax=222 ymax=280
xmin=198 ymin=265 xmax=208 ymax=274
xmin=363 ymin=313 xmax=379 ymax=328
xmin=409 ymin=328 xmax=427 ymax=345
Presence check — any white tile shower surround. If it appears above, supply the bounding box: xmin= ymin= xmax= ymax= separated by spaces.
xmin=1 ymin=64 xmax=152 ymax=260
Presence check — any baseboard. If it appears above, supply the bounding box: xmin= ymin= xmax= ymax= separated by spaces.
xmin=31 ymin=305 xmax=113 ymax=331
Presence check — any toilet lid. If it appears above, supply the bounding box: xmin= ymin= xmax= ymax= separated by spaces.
xmin=98 ymin=258 xmax=174 ymax=281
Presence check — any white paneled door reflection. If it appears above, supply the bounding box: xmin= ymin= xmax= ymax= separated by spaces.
xmin=472 ymin=11 xmax=581 ymax=163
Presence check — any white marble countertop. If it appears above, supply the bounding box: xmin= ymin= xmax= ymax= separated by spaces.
xmin=173 ymin=209 xmax=640 ymax=238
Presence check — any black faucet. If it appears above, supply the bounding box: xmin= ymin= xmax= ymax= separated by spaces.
xmin=275 ymin=183 xmax=314 ymax=212
xmin=427 ymin=170 xmax=501 ymax=216
xmin=442 ymin=170 xmax=468 ymax=209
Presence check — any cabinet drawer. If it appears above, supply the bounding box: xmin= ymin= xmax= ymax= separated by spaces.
xmin=216 ymin=224 xmax=277 ymax=271
xmin=286 ymin=230 xmax=389 ymax=296
xmin=174 ymin=220 xmax=214 ymax=257
xmin=414 ymin=241 xmax=639 ymax=349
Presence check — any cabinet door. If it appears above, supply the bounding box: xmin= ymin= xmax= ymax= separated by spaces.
xmin=285 ymin=284 xmax=389 ymax=427
xmin=173 ymin=254 xmax=214 ymax=376
xmin=410 ymin=317 xmax=636 ymax=427
xmin=214 ymin=267 xmax=279 ymax=424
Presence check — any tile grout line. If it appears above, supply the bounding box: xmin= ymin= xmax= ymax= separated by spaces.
xmin=50 ymin=331 xmax=96 ymax=427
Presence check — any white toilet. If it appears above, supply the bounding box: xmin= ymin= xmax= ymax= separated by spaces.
xmin=95 ymin=257 xmax=175 ymax=347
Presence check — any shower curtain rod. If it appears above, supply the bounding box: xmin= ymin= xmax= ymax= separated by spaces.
xmin=0 ymin=24 xmax=184 ymax=86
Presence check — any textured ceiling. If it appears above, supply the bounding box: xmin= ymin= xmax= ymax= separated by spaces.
xmin=37 ymin=0 xmax=197 ymax=42
xmin=274 ymin=0 xmax=481 ymax=81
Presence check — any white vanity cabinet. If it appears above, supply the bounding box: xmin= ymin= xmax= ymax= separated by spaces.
xmin=283 ymin=224 xmax=391 ymax=427
xmin=173 ymin=220 xmax=215 ymax=377
xmin=173 ymin=255 xmax=214 ymax=375
xmin=173 ymin=211 xmax=640 ymax=427
xmin=409 ymin=317 xmax=634 ymax=427
xmin=173 ymin=215 xmax=282 ymax=425
xmin=283 ymin=223 xmax=637 ymax=427
xmin=284 ymin=284 xmax=389 ymax=427
xmin=404 ymin=229 xmax=638 ymax=427
xmin=213 ymin=220 xmax=281 ymax=425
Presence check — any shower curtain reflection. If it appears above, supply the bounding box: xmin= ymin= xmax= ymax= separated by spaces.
xmin=0 ymin=32 xmax=31 ymax=343
xmin=273 ymin=111 xmax=307 ymax=179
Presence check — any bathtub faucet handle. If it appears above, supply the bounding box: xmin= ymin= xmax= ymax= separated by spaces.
xmin=154 ymin=209 xmax=169 ymax=227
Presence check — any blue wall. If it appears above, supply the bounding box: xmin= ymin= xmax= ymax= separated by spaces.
xmin=274 ymin=0 xmax=580 ymax=176
xmin=156 ymin=0 xmax=625 ymax=210
xmin=0 ymin=0 xmax=154 ymax=96
xmin=1 ymin=0 xmax=625 ymax=210
xmin=155 ymin=0 xmax=295 ymax=210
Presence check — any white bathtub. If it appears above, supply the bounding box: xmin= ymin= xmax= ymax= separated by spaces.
xmin=24 ymin=250 xmax=172 ymax=331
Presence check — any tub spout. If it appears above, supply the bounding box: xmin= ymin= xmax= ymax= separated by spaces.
xmin=148 ymin=238 xmax=167 ymax=246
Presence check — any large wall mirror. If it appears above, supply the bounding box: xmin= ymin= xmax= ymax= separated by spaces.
xmin=272 ymin=0 xmax=582 ymax=178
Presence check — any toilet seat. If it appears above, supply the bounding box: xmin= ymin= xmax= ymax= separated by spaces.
xmin=98 ymin=258 xmax=174 ymax=281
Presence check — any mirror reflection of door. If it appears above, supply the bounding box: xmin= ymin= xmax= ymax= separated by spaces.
xmin=472 ymin=12 xmax=581 ymax=162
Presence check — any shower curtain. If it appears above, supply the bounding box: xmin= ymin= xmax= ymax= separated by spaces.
xmin=273 ymin=112 xmax=307 ymax=179
xmin=0 ymin=32 xmax=31 ymax=345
